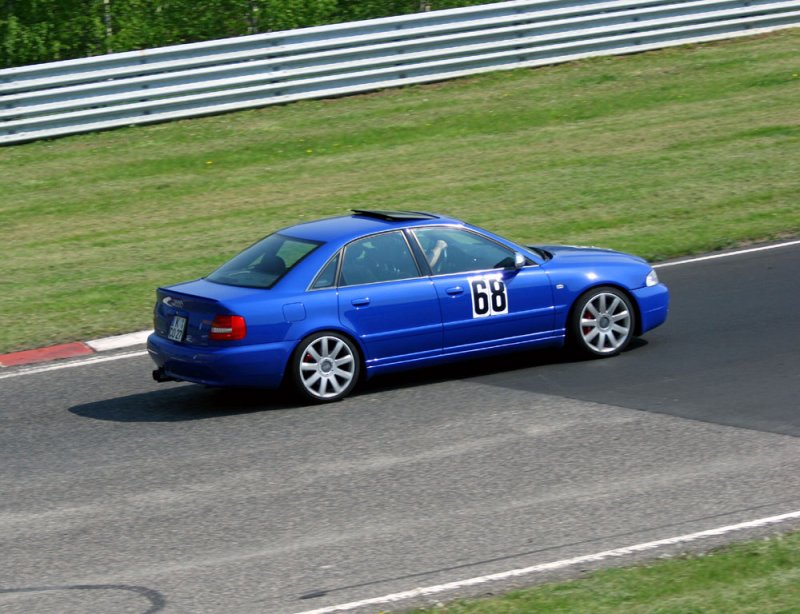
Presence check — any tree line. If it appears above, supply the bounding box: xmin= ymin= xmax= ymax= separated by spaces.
xmin=0 ymin=0 xmax=489 ymax=68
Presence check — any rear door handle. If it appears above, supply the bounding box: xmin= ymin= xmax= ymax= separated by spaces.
xmin=446 ymin=286 xmax=465 ymax=296
xmin=351 ymin=297 xmax=370 ymax=307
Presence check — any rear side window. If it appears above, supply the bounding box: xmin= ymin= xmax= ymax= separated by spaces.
xmin=310 ymin=253 xmax=340 ymax=290
xmin=207 ymin=233 xmax=320 ymax=288
xmin=340 ymin=231 xmax=420 ymax=286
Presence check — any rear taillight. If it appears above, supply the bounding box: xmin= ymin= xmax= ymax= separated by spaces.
xmin=209 ymin=315 xmax=247 ymax=341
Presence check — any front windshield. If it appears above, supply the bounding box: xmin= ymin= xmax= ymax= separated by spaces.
xmin=206 ymin=233 xmax=320 ymax=288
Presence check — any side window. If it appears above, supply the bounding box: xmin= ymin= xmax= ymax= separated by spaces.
xmin=310 ymin=252 xmax=340 ymax=290
xmin=340 ymin=231 xmax=420 ymax=286
xmin=412 ymin=227 xmax=516 ymax=274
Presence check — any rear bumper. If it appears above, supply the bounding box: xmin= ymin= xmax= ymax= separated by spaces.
xmin=147 ymin=333 xmax=293 ymax=388
xmin=632 ymin=283 xmax=670 ymax=334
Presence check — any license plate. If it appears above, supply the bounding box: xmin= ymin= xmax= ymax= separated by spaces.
xmin=167 ymin=315 xmax=187 ymax=342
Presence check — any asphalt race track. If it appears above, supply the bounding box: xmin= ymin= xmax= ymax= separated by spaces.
xmin=1 ymin=243 xmax=798 ymax=614
xmin=478 ymin=243 xmax=800 ymax=436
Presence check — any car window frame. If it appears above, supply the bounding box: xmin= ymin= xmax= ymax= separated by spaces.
xmin=408 ymin=225 xmax=535 ymax=277
xmin=337 ymin=229 xmax=425 ymax=288
xmin=307 ymin=229 xmax=427 ymax=291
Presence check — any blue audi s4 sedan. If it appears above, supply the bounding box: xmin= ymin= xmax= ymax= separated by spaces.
xmin=148 ymin=210 xmax=669 ymax=402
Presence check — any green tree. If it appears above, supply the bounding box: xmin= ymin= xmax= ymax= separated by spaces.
xmin=109 ymin=0 xmax=243 ymax=50
xmin=1 ymin=0 xmax=491 ymax=67
xmin=335 ymin=1 xmax=420 ymax=22
xmin=1 ymin=0 xmax=105 ymax=67
xmin=247 ymin=0 xmax=338 ymax=32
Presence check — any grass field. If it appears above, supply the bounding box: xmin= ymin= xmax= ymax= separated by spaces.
xmin=1 ymin=29 xmax=799 ymax=353
xmin=409 ymin=531 xmax=800 ymax=613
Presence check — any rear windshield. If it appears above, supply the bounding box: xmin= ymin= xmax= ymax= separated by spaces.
xmin=206 ymin=233 xmax=321 ymax=288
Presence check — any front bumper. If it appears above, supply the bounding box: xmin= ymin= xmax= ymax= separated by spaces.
xmin=147 ymin=333 xmax=293 ymax=388
xmin=632 ymin=283 xmax=670 ymax=334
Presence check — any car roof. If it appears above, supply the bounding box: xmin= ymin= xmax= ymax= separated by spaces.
xmin=281 ymin=210 xmax=463 ymax=245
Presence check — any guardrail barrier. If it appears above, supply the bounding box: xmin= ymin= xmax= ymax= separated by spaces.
xmin=2 ymin=0 xmax=799 ymax=144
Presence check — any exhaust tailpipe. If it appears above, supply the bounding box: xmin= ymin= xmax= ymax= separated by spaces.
xmin=152 ymin=368 xmax=176 ymax=383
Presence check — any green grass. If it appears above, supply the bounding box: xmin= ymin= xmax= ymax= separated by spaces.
xmin=408 ymin=531 xmax=800 ymax=613
xmin=1 ymin=30 xmax=799 ymax=352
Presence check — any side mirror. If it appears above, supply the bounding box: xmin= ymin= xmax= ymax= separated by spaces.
xmin=514 ymin=252 xmax=526 ymax=270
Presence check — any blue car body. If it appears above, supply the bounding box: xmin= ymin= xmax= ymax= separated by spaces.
xmin=148 ymin=211 xmax=668 ymax=397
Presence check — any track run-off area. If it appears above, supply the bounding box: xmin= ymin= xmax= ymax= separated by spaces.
xmin=1 ymin=241 xmax=799 ymax=613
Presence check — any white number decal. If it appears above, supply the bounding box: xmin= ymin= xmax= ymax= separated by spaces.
xmin=468 ymin=275 xmax=508 ymax=318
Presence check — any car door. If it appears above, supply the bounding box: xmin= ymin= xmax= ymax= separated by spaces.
xmin=410 ymin=227 xmax=556 ymax=353
xmin=336 ymin=230 xmax=443 ymax=368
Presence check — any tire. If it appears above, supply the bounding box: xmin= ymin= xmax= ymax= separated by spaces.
xmin=570 ymin=286 xmax=635 ymax=357
xmin=290 ymin=332 xmax=360 ymax=403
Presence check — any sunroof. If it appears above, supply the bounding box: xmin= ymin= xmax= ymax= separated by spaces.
xmin=351 ymin=209 xmax=440 ymax=221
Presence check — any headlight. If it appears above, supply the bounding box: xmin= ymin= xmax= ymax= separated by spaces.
xmin=646 ymin=269 xmax=659 ymax=287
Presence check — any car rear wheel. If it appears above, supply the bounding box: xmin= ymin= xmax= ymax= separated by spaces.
xmin=571 ymin=286 xmax=635 ymax=357
xmin=291 ymin=332 xmax=360 ymax=403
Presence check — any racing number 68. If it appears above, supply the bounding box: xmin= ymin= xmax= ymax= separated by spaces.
xmin=469 ymin=276 xmax=508 ymax=317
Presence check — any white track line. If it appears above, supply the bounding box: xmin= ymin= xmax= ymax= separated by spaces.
xmin=654 ymin=239 xmax=800 ymax=268
xmin=293 ymin=510 xmax=800 ymax=614
xmin=0 ymin=350 xmax=148 ymax=380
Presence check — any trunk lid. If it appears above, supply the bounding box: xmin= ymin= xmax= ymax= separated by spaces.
xmin=153 ymin=279 xmax=263 ymax=347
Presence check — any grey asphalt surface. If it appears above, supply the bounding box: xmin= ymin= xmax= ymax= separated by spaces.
xmin=1 ymin=243 xmax=798 ymax=614
xmin=476 ymin=242 xmax=800 ymax=436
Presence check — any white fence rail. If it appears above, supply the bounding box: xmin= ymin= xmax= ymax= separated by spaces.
xmin=2 ymin=0 xmax=799 ymax=144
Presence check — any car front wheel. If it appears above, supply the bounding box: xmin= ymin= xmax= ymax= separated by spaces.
xmin=571 ymin=286 xmax=635 ymax=357
xmin=291 ymin=332 xmax=360 ymax=403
